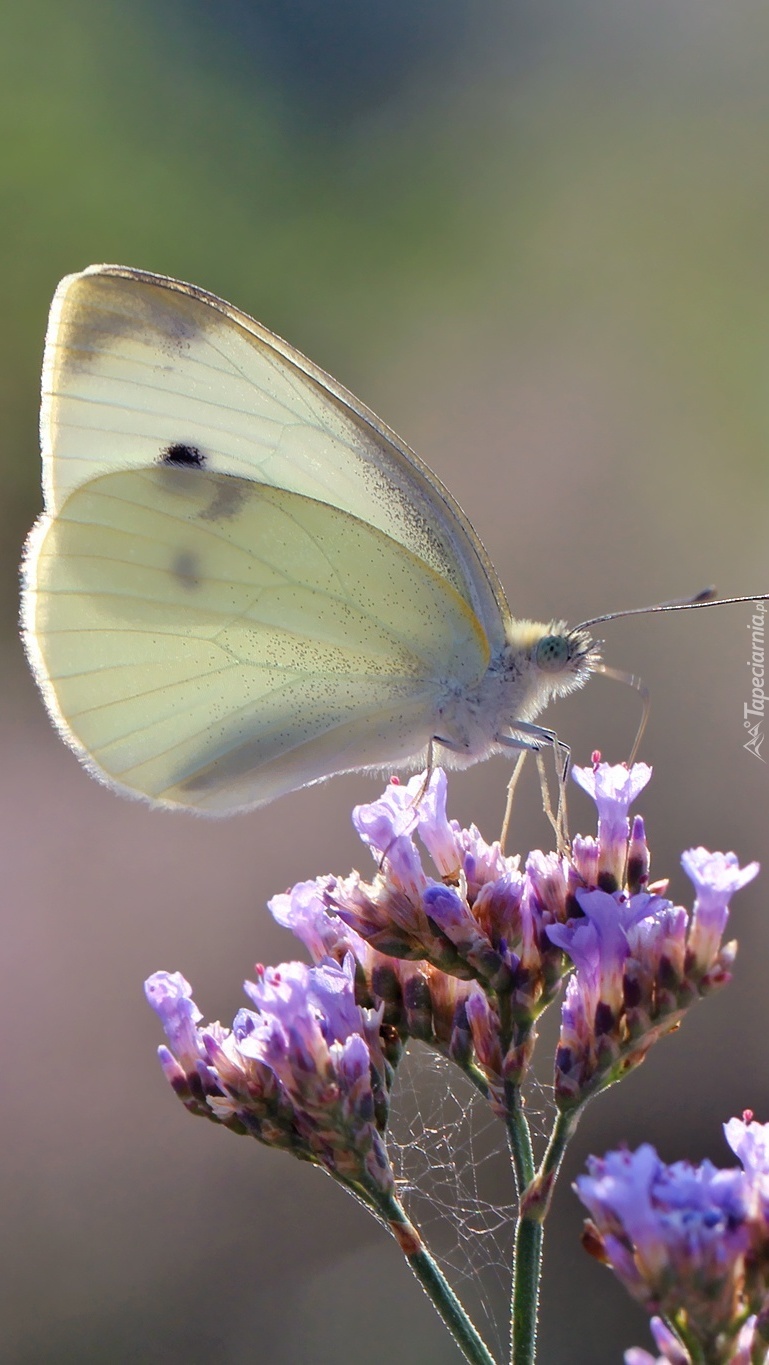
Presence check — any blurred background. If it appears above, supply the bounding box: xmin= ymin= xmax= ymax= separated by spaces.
xmin=2 ymin=1 xmax=769 ymax=1360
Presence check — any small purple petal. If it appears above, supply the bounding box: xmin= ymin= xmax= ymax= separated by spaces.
xmin=724 ymin=1114 xmax=769 ymax=1179
xmin=730 ymin=1316 xmax=758 ymax=1365
xmin=414 ymin=769 xmax=462 ymax=876
xmin=144 ymin=971 xmax=203 ymax=1069
xmin=572 ymin=761 xmax=653 ymax=809
xmin=353 ymin=778 xmax=420 ymax=855
xmin=624 ymin=1317 xmax=692 ymax=1365
xmin=384 ymin=834 xmax=428 ymax=901
xmin=268 ymin=879 xmax=362 ymax=963
xmin=573 ymin=761 xmax=652 ymax=886
xmin=682 ymin=847 xmax=759 ymax=900
xmin=682 ymin=848 xmax=759 ymax=970
xmin=157 ymin=1044 xmax=186 ymax=1086
xmin=423 ymin=882 xmax=472 ymax=933
xmin=648 ymin=1316 xmax=691 ymax=1365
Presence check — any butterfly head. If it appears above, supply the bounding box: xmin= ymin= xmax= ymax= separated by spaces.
xmin=534 ymin=622 xmax=599 ymax=690
xmin=501 ymin=618 xmax=601 ymax=725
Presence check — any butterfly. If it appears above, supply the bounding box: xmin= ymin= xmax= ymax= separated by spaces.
xmin=21 ymin=265 xmax=599 ymax=814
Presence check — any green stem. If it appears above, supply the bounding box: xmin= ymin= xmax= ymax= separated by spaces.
xmin=378 ymin=1191 xmax=498 ymax=1365
xmin=504 ymin=1079 xmax=535 ymax=1195
xmin=464 ymin=1060 xmax=495 ymax=1101
xmin=509 ymin=1105 xmax=586 ymax=1365
xmin=451 ymin=1055 xmax=495 ymax=1106
xmin=502 ymin=1078 xmax=538 ymax=1365
xmin=510 ymin=1214 xmax=543 ymax=1365
xmin=526 ymin=1107 xmax=583 ymax=1220
xmin=668 ymin=1315 xmax=707 ymax=1365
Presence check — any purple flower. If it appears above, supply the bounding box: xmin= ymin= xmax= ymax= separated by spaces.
xmin=452 ymin=823 xmax=512 ymax=902
xmin=259 ymin=764 xmax=758 ymax=1116
xmin=146 ymin=955 xmax=395 ymax=1196
xmin=269 ymin=877 xmax=372 ymax=966
xmin=329 ymin=864 xmax=459 ymax=967
xmin=422 ymin=882 xmax=508 ymax=986
xmin=724 ymin=1112 xmax=769 ymax=1244
xmin=583 ymin=1118 xmax=769 ymax=1361
xmin=548 ymin=889 xmax=664 ymax=1020
xmin=328 ymin=771 xmax=547 ymax=998
xmin=626 ymin=1314 xmax=761 ymax=1365
xmin=241 ymin=955 xmax=379 ymax=1073
xmin=624 ymin=1316 xmax=695 ymax=1365
xmin=725 ymin=1112 xmax=769 ymax=1182
xmin=625 ymin=902 xmax=688 ymax=984
xmin=353 ymin=776 xmax=427 ymax=900
xmin=575 ymin=1142 xmax=751 ymax=1342
xmin=571 ymin=833 xmax=600 ymax=889
xmin=524 ymin=850 xmax=569 ymax=923
xmin=729 ymin=1317 xmax=761 ymax=1365
xmin=144 ymin=971 xmax=203 ymax=1071
xmin=627 ymin=815 xmax=651 ymax=895
xmin=354 ymin=769 xmax=514 ymax=897
xmin=548 ymin=810 xmax=758 ymax=1106
xmin=682 ymin=848 xmax=759 ymax=972
xmin=413 ymin=768 xmax=463 ymax=877
xmin=572 ymin=760 xmax=652 ymax=888
xmin=353 ymin=775 xmax=420 ymax=851
xmin=464 ymin=989 xmax=505 ymax=1112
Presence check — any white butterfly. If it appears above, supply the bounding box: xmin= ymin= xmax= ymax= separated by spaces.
xmin=21 ymin=265 xmax=598 ymax=814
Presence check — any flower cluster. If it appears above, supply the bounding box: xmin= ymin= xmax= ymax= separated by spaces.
xmin=549 ymin=762 xmax=757 ymax=1108
xmin=338 ymin=770 xmax=573 ymax=1013
xmin=269 ymin=768 xmax=587 ymax=1111
xmin=146 ymin=758 xmax=757 ymax=1183
xmin=576 ymin=1114 xmax=769 ymax=1365
xmin=271 ymin=761 xmax=756 ymax=1113
xmin=145 ymin=954 xmax=395 ymax=1199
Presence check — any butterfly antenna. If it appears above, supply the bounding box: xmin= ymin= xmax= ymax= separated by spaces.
xmin=578 ymin=585 xmax=769 ymax=764
xmin=575 ymin=585 xmax=767 ymax=633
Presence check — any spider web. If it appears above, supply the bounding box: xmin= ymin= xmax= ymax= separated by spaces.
xmin=386 ymin=1041 xmax=557 ymax=1361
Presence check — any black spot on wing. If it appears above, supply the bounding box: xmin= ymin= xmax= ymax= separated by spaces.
xmin=161 ymin=443 xmax=206 ymax=468
xmin=172 ymin=549 xmax=201 ymax=590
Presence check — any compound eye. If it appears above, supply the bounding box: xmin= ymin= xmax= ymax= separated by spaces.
xmin=535 ymin=634 xmax=570 ymax=672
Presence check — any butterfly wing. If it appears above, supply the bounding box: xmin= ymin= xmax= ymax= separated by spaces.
xmin=25 ymin=465 xmax=491 ymax=812
xmin=40 ymin=264 xmax=509 ymax=648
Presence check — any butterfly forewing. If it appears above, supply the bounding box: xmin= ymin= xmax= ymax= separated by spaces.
xmin=41 ymin=266 xmax=509 ymax=647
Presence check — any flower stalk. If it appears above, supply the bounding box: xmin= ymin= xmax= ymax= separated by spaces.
xmin=379 ymin=1191 xmax=498 ymax=1365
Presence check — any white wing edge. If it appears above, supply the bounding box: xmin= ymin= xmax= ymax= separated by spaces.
xmin=20 ymin=513 xmax=121 ymax=799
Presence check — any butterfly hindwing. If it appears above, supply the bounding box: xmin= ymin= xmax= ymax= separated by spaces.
xmin=26 ymin=465 xmax=491 ymax=811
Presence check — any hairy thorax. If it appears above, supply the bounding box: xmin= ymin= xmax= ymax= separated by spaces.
xmin=433 ymin=618 xmax=598 ymax=767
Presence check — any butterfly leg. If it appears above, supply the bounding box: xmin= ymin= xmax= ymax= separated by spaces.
xmin=535 ymin=749 xmax=572 ymax=856
xmin=497 ymin=725 xmax=572 ymax=855
xmin=404 ymin=734 xmax=456 ymax=819
xmin=500 ymin=750 xmax=527 ymax=851
xmin=411 ymin=736 xmax=440 ymax=807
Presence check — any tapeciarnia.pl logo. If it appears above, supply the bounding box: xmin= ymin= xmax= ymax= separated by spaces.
xmin=744 ymin=600 xmax=767 ymax=761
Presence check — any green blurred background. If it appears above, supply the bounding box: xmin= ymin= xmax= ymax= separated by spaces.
xmin=3 ymin=2 xmax=769 ymax=1361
